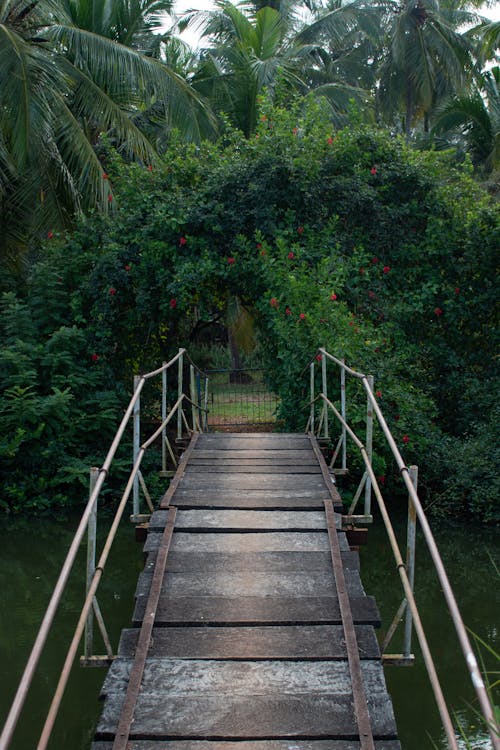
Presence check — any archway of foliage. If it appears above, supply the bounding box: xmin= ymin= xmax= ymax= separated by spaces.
xmin=0 ymin=98 xmax=498 ymax=520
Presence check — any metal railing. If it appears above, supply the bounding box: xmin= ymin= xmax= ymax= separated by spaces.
xmin=307 ymin=347 xmax=500 ymax=750
xmin=0 ymin=349 xmax=208 ymax=750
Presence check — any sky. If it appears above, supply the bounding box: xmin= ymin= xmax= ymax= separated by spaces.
xmin=167 ymin=0 xmax=500 ymax=49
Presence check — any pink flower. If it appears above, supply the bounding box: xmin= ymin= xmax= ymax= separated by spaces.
xmin=147 ymin=165 xmax=153 ymax=172
xmin=297 ymin=226 xmax=304 ymax=235
xmin=47 ymin=231 xmax=53 ymax=240
xmin=270 ymin=297 xmax=278 ymax=307
xmin=434 ymin=307 xmax=443 ymax=317
xmin=109 ymin=287 xmax=116 ymax=296
xmin=91 ymin=353 xmax=99 ymax=362
xmin=227 ymin=256 xmax=235 ymax=265
xmin=255 ymin=134 xmax=260 ymax=139
xmin=383 ymin=265 xmax=391 ymax=274
xmin=285 ymin=307 xmax=291 ymax=315
xmin=288 ymin=251 xmax=295 ymax=260
xmin=327 ymin=137 xmax=333 ymax=145
xmin=330 ymin=293 xmax=337 ymax=301
xmin=169 ymin=298 xmax=177 ymax=309
xmin=370 ymin=166 xmax=377 ymax=175
xmin=402 ymin=435 xmax=410 ymax=444
xmin=102 ymin=173 xmax=109 ymax=180
xmin=179 ymin=236 xmax=187 ymax=246
xmin=108 ymin=194 xmax=113 ymax=203
xmin=368 ymin=290 xmax=376 ymax=299
xmin=376 ymin=390 xmax=382 ymax=398
xmin=316 ymin=354 xmax=322 ymax=362
xmin=372 ymin=256 xmax=379 ymax=264
xmin=256 ymin=243 xmax=262 ymax=249
xmin=299 ymin=312 xmax=305 ymax=320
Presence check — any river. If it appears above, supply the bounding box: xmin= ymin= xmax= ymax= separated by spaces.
xmin=0 ymin=509 xmax=498 ymax=749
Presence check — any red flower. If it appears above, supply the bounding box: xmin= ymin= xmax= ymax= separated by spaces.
xmin=368 ymin=290 xmax=376 ymax=299
xmin=372 ymin=256 xmax=379 ymax=264
xmin=285 ymin=307 xmax=291 ymax=315
xmin=147 ymin=165 xmax=153 ymax=172
xmin=124 ymin=264 xmax=131 ymax=272
xmin=179 ymin=236 xmax=187 ymax=246
xmin=370 ymin=166 xmax=377 ymax=175
xmin=256 ymin=243 xmax=262 ymax=249
xmin=260 ymin=249 xmax=266 ymax=256
xmin=109 ymin=287 xmax=116 ymax=296
xmin=402 ymin=435 xmax=410 ymax=444
xmin=434 ymin=307 xmax=443 ymax=317
xmin=395 ymin=414 xmax=400 ymax=421
xmin=108 ymin=194 xmax=113 ymax=203
xmin=377 ymin=475 xmax=385 ymax=485
xmin=102 ymin=173 xmax=108 ymax=180
xmin=348 ymin=321 xmax=354 ymax=326
xmin=270 ymin=297 xmax=278 ymax=307
xmin=47 ymin=231 xmax=53 ymax=240
xmin=376 ymin=390 xmax=382 ymax=398
xmin=454 ymin=287 xmax=460 ymax=295
xmin=327 ymin=137 xmax=333 ymax=145
xmin=287 ymin=251 xmax=295 ymax=260
xmin=360 ymin=267 xmax=365 ymax=274
xmin=292 ymin=127 xmax=298 ymax=136
xmin=260 ymin=114 xmax=267 ymax=122
xmin=316 ymin=354 xmax=322 ymax=362
xmin=297 ymin=226 xmax=304 ymax=235
xmin=227 ymin=256 xmax=235 ymax=265
xmin=91 ymin=353 xmax=99 ymax=362
xmin=299 ymin=312 xmax=306 ymax=320
xmin=330 ymin=293 xmax=337 ymax=301
xmin=169 ymin=298 xmax=177 ymax=309
xmin=383 ymin=265 xmax=391 ymax=274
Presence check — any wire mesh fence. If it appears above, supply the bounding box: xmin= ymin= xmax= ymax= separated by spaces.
xmin=205 ymin=369 xmax=279 ymax=430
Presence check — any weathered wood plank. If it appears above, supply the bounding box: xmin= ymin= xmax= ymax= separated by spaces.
xmin=190 ymin=452 xmax=319 ymax=461
xmin=195 ymin=438 xmax=311 ymax=450
xmin=185 ymin=465 xmax=323 ymax=474
xmin=170 ymin=531 xmax=331 ymax=552
xmin=151 ymin=510 xmax=327 ymax=532
xmin=96 ymin=659 xmax=397 ymax=738
xmin=171 ymin=495 xmax=328 ymax=510
xmin=134 ymin=569 xmax=365 ymax=600
xmin=132 ymin=594 xmax=380 ymax=626
xmin=93 ymin=741 xmax=401 ymax=750
xmin=118 ymin=624 xmax=380 ymax=660
xmin=178 ymin=475 xmax=329 ymax=490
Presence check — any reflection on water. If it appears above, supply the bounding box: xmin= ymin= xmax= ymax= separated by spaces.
xmin=0 ymin=509 xmax=498 ymax=749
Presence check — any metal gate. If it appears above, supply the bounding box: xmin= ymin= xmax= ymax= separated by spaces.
xmin=205 ymin=368 xmax=279 ymax=430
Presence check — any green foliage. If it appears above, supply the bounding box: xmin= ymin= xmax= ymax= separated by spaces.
xmin=1 ymin=97 xmax=498 ymax=518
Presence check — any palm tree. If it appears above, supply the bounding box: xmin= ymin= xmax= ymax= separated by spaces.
xmin=376 ymin=0 xmax=477 ymax=138
xmin=0 ymin=0 xmax=211 ymax=264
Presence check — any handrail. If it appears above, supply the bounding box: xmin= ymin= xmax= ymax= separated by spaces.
xmin=309 ymin=348 xmax=500 ymax=750
xmin=0 ymin=350 xmax=208 ymax=750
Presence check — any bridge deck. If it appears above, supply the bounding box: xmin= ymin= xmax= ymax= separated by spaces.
xmin=92 ymin=432 xmax=400 ymax=750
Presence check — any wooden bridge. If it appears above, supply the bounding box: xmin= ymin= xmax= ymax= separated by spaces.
xmin=92 ymin=431 xmax=400 ymax=750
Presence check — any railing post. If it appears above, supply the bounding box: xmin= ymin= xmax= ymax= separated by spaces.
xmin=190 ymin=364 xmax=197 ymax=431
xmin=321 ymin=350 xmax=328 ymax=439
xmin=161 ymin=363 xmax=167 ymax=473
xmin=177 ymin=349 xmax=183 ymax=440
xmin=203 ymin=375 xmax=209 ymax=432
xmin=84 ymin=467 xmax=99 ymax=660
xmin=132 ymin=375 xmax=141 ymax=517
xmin=364 ymin=374 xmax=374 ymax=516
xmin=310 ymin=361 xmax=315 ymax=434
xmin=341 ymin=360 xmax=347 ymax=471
xmin=404 ymin=465 xmax=418 ymax=658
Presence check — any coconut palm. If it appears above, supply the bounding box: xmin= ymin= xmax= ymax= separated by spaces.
xmin=0 ymin=0 xmax=211 ymax=264
xmin=376 ymin=0 xmax=477 ymax=138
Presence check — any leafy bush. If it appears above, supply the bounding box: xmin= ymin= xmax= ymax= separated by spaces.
xmin=1 ymin=97 xmax=498 ymax=518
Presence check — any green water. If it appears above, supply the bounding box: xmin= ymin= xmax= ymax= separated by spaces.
xmin=0 ymin=511 xmax=498 ymax=749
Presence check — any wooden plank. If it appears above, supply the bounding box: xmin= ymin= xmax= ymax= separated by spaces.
xmin=170 ymin=531 xmax=331 ymax=552
xmin=190 ymin=451 xmax=320 ymax=461
xmin=96 ymin=659 xmax=397 ymax=738
xmin=134 ymin=569 xmax=366 ymax=600
xmin=92 ymin=744 xmax=400 ymax=750
xmin=171 ymin=495 xmax=328 ymax=510
xmin=195 ymin=438 xmax=311 ymax=450
xmin=150 ymin=510 xmax=327 ymax=531
xmin=132 ymin=594 xmax=380 ymax=626
xmin=118 ymin=624 xmax=380 ymax=660
xmin=142 ymin=548 xmax=359 ymax=572
xmin=178 ymin=475 xmax=328 ymax=490
xmin=185 ymin=465 xmax=323 ymax=474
